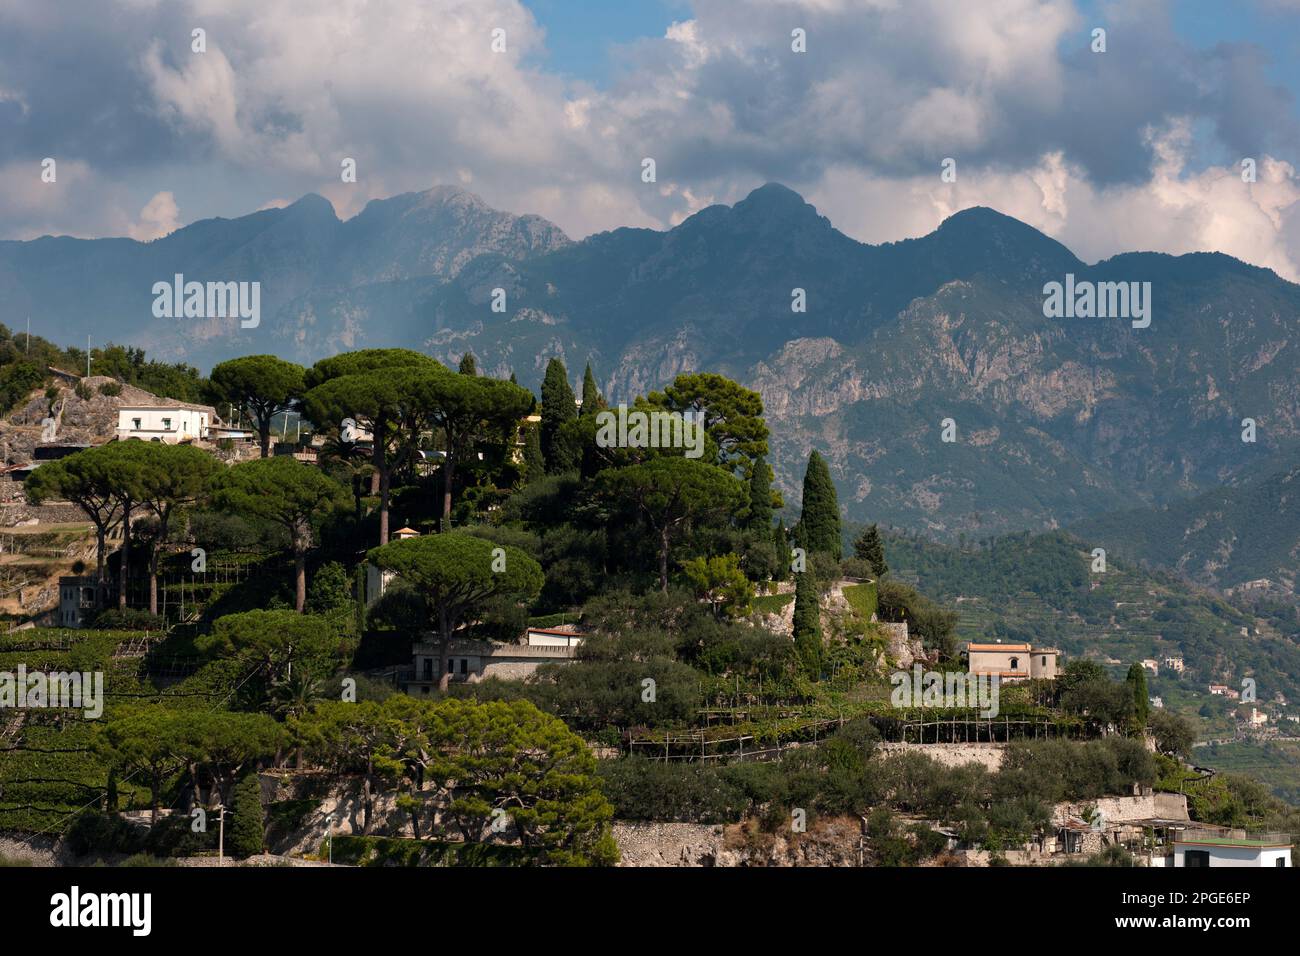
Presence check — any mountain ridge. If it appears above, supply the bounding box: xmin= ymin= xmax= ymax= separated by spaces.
xmin=5 ymin=182 xmax=1300 ymax=549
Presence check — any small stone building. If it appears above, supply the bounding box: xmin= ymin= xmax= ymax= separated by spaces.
xmin=58 ymin=575 xmax=99 ymax=628
xmin=967 ymin=641 xmax=1059 ymax=682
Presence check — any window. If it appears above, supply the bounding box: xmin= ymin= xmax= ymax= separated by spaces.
xmin=1010 ymin=657 xmax=1020 ymax=670
xmin=459 ymin=658 xmax=468 ymax=674
xmin=132 ymin=418 xmax=141 ymax=429
xmin=161 ymin=418 xmax=172 ymax=429
xmin=1041 ymin=656 xmax=1048 ymax=665
xmin=422 ymin=659 xmax=433 ymax=680
xmin=447 ymin=660 xmax=455 ymax=674
xmin=1184 ymin=850 xmax=1209 ymax=868
xmin=1277 ymin=857 xmax=1287 ymax=867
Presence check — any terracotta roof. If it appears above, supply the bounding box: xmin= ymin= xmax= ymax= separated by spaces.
xmin=968 ymin=643 xmax=1032 ymax=652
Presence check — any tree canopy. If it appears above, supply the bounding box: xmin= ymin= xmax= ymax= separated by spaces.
xmin=212 ymin=457 xmax=347 ymax=611
xmin=209 ymin=355 xmax=306 ymax=457
xmin=368 ymin=531 xmax=543 ymax=682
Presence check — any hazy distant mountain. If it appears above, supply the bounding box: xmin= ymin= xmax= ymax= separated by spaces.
xmin=1073 ymin=459 xmax=1300 ymax=593
xmin=0 ymin=185 xmax=570 ymax=366
xmin=6 ymin=182 xmax=1300 ymax=548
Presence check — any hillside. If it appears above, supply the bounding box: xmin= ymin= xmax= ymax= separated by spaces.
xmin=1072 ymin=458 xmax=1300 ymax=594
xmin=879 ymin=528 xmax=1300 ymax=706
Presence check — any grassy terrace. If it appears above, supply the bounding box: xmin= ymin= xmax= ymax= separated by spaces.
xmin=0 ymin=627 xmax=207 ymax=832
xmin=751 ymin=592 xmax=793 ymax=615
xmin=842 ymin=581 xmax=878 ymax=620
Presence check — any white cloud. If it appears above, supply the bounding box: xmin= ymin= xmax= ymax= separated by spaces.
xmin=128 ymin=190 xmax=182 ymax=240
xmin=0 ymin=0 xmax=1297 ymax=280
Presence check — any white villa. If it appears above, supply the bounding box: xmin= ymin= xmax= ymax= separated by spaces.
xmin=117 ymin=404 xmax=216 ymax=444
xmin=1171 ymin=831 xmax=1292 ymax=868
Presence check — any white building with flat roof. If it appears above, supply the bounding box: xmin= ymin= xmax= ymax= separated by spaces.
xmin=117 ymin=404 xmax=215 ymax=444
xmin=1173 ymin=831 xmax=1292 ymax=867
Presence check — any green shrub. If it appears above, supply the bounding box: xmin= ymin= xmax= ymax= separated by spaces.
xmin=228 ymin=773 xmax=265 ymax=858
xmin=65 ymin=810 xmax=144 ymax=857
xmin=87 ymin=608 xmax=164 ymax=631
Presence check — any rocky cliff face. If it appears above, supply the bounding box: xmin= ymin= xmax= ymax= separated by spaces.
xmin=1 ymin=376 xmax=171 ymax=465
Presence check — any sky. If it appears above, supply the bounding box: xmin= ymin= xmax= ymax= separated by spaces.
xmin=2 ymin=0 xmax=1300 ymax=279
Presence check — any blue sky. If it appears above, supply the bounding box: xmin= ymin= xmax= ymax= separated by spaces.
xmin=524 ymin=0 xmax=1300 ymax=94
xmin=522 ymin=0 xmax=687 ymax=83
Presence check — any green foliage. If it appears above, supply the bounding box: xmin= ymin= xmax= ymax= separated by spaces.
xmin=792 ymin=571 xmax=823 ymax=678
xmin=745 ymin=456 xmax=775 ymax=531
xmin=212 ymin=456 xmax=347 ymax=611
xmin=86 ymin=608 xmax=164 ymax=631
xmin=580 ymin=362 xmax=604 ymax=413
xmin=540 ymin=358 xmax=577 ymax=473
xmin=797 ymin=450 xmax=840 ymax=559
xmin=597 ymin=455 xmax=746 ymax=592
xmin=229 ymin=773 xmax=265 ymax=858
xmin=295 ymin=697 xmax=616 ymax=865
xmin=197 ymin=609 xmax=349 ymax=705
xmin=209 ymin=354 xmax=305 ymax=456
xmin=368 ymin=532 xmax=543 ymax=662
xmin=0 ymin=361 xmax=50 ymax=412
xmin=307 ymin=561 xmax=353 ymax=615
xmin=681 ymin=553 xmax=754 ymax=619
xmin=853 ymin=523 xmax=888 ymax=577
xmin=86 ymin=343 xmax=207 ymax=403
xmin=648 ymin=372 xmax=770 ymax=478
xmin=326 ymin=835 xmax=532 ymax=867
xmin=876 ymin=579 xmax=957 ymax=660
xmin=523 ymin=422 xmax=544 ymax=482
xmin=1126 ymin=662 xmax=1151 ymax=727
xmin=842 ymin=582 xmax=878 ymax=622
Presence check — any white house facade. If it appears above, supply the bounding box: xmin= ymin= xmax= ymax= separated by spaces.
xmin=1172 ymin=832 xmax=1292 ymax=867
xmin=117 ymin=404 xmax=215 ymax=444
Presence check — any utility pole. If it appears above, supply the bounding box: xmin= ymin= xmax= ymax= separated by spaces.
xmin=327 ymin=811 xmax=334 ymax=865
xmin=216 ymin=803 xmax=226 ymax=866
xmin=86 ymin=335 xmax=91 ymax=377
xmin=25 ymin=317 xmax=30 ymax=355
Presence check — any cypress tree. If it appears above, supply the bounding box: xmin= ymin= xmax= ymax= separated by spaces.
xmin=540 ymin=358 xmax=577 ymax=472
xmin=792 ymin=570 xmax=823 ymax=679
xmin=772 ymin=519 xmax=789 ymax=581
xmin=853 ymin=523 xmax=888 ymax=578
xmin=229 ymin=772 xmax=265 ymax=859
xmin=458 ymin=352 xmax=478 ymax=375
xmin=746 ymin=457 xmax=774 ymax=531
xmin=523 ymin=424 xmax=545 ymax=483
xmin=799 ymin=450 xmax=841 ymax=559
xmin=580 ymin=362 xmax=606 ymax=413
xmin=1127 ymin=663 xmax=1151 ymax=727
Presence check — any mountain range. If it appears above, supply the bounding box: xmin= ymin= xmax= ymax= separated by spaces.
xmin=6 ymin=183 xmax=1300 ymax=561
